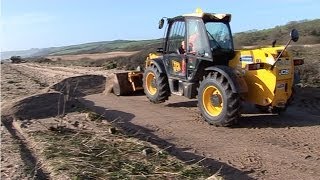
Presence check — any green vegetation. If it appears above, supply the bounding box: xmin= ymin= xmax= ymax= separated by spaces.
xmin=10 ymin=56 xmax=23 ymax=63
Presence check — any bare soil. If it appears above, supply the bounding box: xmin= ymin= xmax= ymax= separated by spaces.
xmin=1 ymin=63 xmax=212 ymax=179
xmin=1 ymin=62 xmax=320 ymax=179
xmin=81 ymin=91 xmax=320 ymax=180
xmin=1 ymin=63 xmax=113 ymax=179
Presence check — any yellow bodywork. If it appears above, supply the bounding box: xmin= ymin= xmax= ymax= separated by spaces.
xmin=145 ymin=52 xmax=162 ymax=67
xmin=229 ymin=46 xmax=294 ymax=107
xmin=183 ymin=8 xmax=231 ymax=22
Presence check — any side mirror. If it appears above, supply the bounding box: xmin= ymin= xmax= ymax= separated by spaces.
xmin=158 ymin=18 xmax=164 ymax=29
xmin=271 ymin=29 xmax=299 ymax=70
xmin=290 ymin=29 xmax=299 ymax=42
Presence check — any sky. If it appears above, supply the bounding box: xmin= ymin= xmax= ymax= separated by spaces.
xmin=1 ymin=0 xmax=319 ymax=51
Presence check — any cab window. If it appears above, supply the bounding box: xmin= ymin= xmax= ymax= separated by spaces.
xmin=187 ymin=19 xmax=211 ymax=58
xmin=205 ymin=22 xmax=233 ymax=50
xmin=167 ymin=21 xmax=186 ymax=53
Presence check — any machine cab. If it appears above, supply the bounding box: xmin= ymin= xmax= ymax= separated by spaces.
xmin=161 ymin=9 xmax=234 ymax=82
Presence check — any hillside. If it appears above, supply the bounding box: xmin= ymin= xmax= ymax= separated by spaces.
xmin=1 ymin=48 xmax=42 ymax=60
xmin=233 ymin=19 xmax=320 ymax=48
xmin=1 ymin=39 xmax=161 ymax=60
xmin=34 ymin=39 xmax=162 ymax=56
xmin=1 ymin=19 xmax=319 ymax=60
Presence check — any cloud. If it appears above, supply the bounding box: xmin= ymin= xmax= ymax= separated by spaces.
xmin=1 ymin=12 xmax=56 ymax=26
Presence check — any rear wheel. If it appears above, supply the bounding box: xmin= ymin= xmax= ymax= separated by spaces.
xmin=143 ymin=65 xmax=170 ymax=103
xmin=198 ymin=72 xmax=240 ymax=126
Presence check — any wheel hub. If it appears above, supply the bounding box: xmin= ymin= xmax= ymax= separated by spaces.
xmin=210 ymin=94 xmax=221 ymax=106
xmin=151 ymin=79 xmax=156 ymax=88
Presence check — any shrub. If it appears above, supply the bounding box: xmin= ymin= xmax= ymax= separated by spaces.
xmin=10 ymin=56 xmax=23 ymax=63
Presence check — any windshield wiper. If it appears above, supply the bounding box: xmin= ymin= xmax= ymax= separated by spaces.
xmin=206 ymin=30 xmax=222 ymax=49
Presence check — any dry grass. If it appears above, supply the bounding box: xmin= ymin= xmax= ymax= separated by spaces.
xmin=29 ymin=125 xmax=211 ymax=179
xmin=289 ymin=45 xmax=320 ymax=87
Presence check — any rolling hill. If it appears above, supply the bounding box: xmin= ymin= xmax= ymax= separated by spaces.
xmin=1 ymin=19 xmax=319 ymax=60
xmin=1 ymin=39 xmax=162 ymax=60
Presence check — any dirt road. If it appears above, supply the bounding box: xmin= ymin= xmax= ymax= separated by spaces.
xmin=1 ymin=63 xmax=320 ymax=179
xmin=81 ymin=92 xmax=320 ymax=179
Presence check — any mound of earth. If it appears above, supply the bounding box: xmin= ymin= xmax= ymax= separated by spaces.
xmin=2 ymin=75 xmax=109 ymax=122
xmin=49 ymin=75 xmax=107 ymax=97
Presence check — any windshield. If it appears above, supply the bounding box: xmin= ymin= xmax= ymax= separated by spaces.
xmin=205 ymin=22 xmax=233 ymax=50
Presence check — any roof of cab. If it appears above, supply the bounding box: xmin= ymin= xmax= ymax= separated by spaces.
xmin=182 ymin=8 xmax=231 ymax=22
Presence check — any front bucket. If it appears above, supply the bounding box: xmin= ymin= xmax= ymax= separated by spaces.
xmin=113 ymin=72 xmax=134 ymax=96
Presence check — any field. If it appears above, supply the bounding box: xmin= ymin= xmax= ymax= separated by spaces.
xmin=47 ymin=51 xmax=139 ymax=61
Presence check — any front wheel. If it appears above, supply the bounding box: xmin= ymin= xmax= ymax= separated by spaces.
xmin=143 ymin=65 xmax=170 ymax=103
xmin=198 ymin=72 xmax=240 ymax=127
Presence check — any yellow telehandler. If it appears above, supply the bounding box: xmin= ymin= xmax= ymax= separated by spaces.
xmin=112 ymin=8 xmax=304 ymax=126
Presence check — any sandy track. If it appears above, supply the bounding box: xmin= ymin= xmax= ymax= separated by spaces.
xmin=81 ymin=93 xmax=320 ymax=179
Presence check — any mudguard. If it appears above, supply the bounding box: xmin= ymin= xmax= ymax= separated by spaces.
xmin=148 ymin=58 xmax=166 ymax=73
xmin=205 ymin=65 xmax=248 ymax=93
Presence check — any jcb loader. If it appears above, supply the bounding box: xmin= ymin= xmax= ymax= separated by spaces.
xmin=112 ymin=9 xmax=304 ymax=126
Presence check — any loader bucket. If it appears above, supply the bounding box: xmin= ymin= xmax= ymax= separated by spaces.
xmin=112 ymin=71 xmax=143 ymax=96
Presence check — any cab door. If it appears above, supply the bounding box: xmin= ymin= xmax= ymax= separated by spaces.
xmin=184 ymin=18 xmax=212 ymax=80
xmin=164 ymin=20 xmax=187 ymax=79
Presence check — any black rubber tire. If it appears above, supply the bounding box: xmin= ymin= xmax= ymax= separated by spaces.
xmin=198 ymin=72 xmax=241 ymax=127
xmin=143 ymin=65 xmax=170 ymax=103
